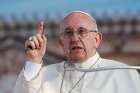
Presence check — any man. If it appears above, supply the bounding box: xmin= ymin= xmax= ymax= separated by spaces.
xmin=13 ymin=11 xmax=140 ymax=93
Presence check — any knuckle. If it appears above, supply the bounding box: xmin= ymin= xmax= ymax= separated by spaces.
xmin=36 ymin=33 xmax=40 ymax=37
xmin=32 ymin=36 xmax=36 ymax=40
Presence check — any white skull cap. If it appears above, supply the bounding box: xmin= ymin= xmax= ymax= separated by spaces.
xmin=64 ymin=11 xmax=98 ymax=31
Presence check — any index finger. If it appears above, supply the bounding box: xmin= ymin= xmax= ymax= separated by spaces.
xmin=38 ymin=20 xmax=45 ymax=36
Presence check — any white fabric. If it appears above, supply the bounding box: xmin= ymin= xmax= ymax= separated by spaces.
xmin=24 ymin=61 xmax=42 ymax=81
xmin=23 ymin=52 xmax=100 ymax=81
xmin=13 ymin=53 xmax=140 ymax=93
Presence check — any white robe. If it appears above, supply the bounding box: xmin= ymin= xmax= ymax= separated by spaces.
xmin=13 ymin=53 xmax=140 ymax=93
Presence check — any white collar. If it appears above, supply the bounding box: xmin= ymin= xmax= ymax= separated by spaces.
xmin=65 ymin=52 xmax=100 ymax=69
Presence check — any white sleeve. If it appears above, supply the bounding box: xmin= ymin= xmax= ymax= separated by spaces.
xmin=24 ymin=61 xmax=42 ymax=81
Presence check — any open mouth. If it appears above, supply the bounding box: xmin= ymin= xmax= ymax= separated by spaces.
xmin=71 ymin=46 xmax=83 ymax=50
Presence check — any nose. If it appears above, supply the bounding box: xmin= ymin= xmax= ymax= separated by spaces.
xmin=71 ymin=32 xmax=80 ymax=41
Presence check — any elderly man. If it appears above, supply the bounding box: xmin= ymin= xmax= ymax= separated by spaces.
xmin=13 ymin=11 xmax=140 ymax=93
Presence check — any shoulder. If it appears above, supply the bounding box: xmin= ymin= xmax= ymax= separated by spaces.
xmin=99 ymin=58 xmax=140 ymax=80
xmin=99 ymin=58 xmax=127 ymax=67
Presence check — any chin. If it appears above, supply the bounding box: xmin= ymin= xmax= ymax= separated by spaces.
xmin=69 ymin=54 xmax=86 ymax=63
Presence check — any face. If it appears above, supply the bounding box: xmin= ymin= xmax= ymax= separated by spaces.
xmin=59 ymin=12 xmax=102 ymax=63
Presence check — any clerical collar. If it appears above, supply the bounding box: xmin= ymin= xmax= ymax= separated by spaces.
xmin=65 ymin=52 xmax=100 ymax=69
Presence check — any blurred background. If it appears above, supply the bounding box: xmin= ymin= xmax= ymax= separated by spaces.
xmin=0 ymin=0 xmax=140 ymax=93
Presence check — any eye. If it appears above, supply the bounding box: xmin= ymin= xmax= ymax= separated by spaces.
xmin=79 ymin=29 xmax=85 ymax=33
xmin=64 ymin=30 xmax=73 ymax=36
xmin=78 ymin=29 xmax=87 ymax=35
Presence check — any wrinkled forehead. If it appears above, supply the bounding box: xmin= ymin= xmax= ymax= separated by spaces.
xmin=60 ymin=11 xmax=98 ymax=31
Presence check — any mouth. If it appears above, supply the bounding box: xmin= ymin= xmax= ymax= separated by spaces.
xmin=71 ymin=46 xmax=83 ymax=50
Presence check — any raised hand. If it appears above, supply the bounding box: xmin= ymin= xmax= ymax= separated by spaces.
xmin=25 ymin=21 xmax=47 ymax=64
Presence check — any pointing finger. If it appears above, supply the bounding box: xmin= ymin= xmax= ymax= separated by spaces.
xmin=38 ymin=21 xmax=45 ymax=36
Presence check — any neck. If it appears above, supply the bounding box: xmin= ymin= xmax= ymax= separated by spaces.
xmin=69 ymin=52 xmax=97 ymax=64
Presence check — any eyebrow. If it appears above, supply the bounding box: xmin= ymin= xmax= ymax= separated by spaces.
xmin=64 ymin=27 xmax=74 ymax=31
xmin=78 ymin=27 xmax=88 ymax=30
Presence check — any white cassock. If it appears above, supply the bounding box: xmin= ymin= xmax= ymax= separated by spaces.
xmin=13 ymin=52 xmax=140 ymax=93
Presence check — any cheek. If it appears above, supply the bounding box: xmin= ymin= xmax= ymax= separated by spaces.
xmin=62 ymin=41 xmax=70 ymax=53
xmin=83 ymin=38 xmax=97 ymax=52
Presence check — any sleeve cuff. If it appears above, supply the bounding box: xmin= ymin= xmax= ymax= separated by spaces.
xmin=24 ymin=61 xmax=42 ymax=81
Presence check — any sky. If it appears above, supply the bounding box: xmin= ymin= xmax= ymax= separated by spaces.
xmin=0 ymin=0 xmax=140 ymax=17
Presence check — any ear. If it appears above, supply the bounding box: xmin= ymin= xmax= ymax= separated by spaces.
xmin=95 ymin=32 xmax=102 ymax=48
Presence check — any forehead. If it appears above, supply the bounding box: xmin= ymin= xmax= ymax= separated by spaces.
xmin=61 ymin=12 xmax=97 ymax=30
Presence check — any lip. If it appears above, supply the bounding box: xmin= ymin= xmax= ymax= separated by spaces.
xmin=70 ymin=46 xmax=84 ymax=50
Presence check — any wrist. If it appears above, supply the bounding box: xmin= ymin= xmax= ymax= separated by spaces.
xmin=28 ymin=58 xmax=43 ymax=64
